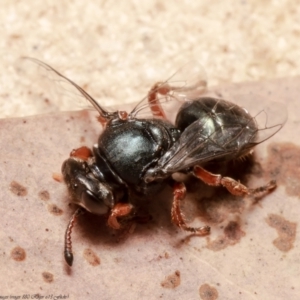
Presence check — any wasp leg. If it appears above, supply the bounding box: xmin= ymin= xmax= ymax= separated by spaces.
xmin=70 ymin=146 xmax=93 ymax=160
xmin=171 ymin=182 xmax=210 ymax=235
xmin=64 ymin=207 xmax=84 ymax=267
xmin=107 ymin=203 xmax=135 ymax=230
xmin=148 ymin=82 xmax=171 ymax=119
xmin=193 ymin=165 xmax=276 ymax=197
xmin=97 ymin=115 xmax=109 ymax=127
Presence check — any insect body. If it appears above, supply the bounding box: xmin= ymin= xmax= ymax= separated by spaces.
xmin=27 ymin=59 xmax=286 ymax=266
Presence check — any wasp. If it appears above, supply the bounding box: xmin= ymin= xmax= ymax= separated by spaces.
xmin=26 ymin=58 xmax=286 ymax=266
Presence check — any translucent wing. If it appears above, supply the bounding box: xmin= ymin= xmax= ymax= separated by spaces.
xmin=230 ymin=93 xmax=287 ymax=143
xmin=129 ymin=61 xmax=207 ymax=122
xmin=145 ymin=96 xmax=287 ymax=179
xmin=18 ymin=59 xmax=207 ymax=122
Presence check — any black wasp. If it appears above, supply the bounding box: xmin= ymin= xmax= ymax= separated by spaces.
xmin=27 ymin=58 xmax=286 ymax=266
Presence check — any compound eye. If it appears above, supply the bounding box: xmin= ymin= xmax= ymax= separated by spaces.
xmin=80 ymin=190 xmax=111 ymax=215
xmin=78 ymin=178 xmax=115 ymax=215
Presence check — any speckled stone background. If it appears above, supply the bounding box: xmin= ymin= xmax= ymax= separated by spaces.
xmin=1 ymin=0 xmax=299 ymax=117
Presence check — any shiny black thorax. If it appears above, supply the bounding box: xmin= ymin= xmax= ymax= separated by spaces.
xmin=95 ymin=117 xmax=181 ymax=194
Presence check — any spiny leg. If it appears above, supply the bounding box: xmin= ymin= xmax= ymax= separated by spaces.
xmin=193 ymin=165 xmax=276 ymax=197
xmin=64 ymin=207 xmax=84 ymax=266
xmin=172 ymin=182 xmax=210 ymax=235
xmin=148 ymin=82 xmax=171 ymax=119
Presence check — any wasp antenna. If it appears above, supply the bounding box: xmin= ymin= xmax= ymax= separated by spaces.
xmin=22 ymin=57 xmax=114 ymax=120
xmin=64 ymin=207 xmax=83 ymax=266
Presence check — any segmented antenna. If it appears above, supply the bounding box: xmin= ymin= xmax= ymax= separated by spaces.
xmin=22 ymin=57 xmax=116 ymax=120
xmin=64 ymin=208 xmax=83 ymax=266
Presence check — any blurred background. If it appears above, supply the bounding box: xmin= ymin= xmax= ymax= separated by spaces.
xmin=1 ymin=0 xmax=299 ymax=117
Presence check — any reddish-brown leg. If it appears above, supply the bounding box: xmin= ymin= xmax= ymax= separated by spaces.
xmin=97 ymin=115 xmax=108 ymax=127
xmin=193 ymin=165 xmax=276 ymax=197
xmin=172 ymin=182 xmax=210 ymax=235
xmin=64 ymin=208 xmax=84 ymax=266
xmin=70 ymin=146 xmax=93 ymax=161
xmin=148 ymin=82 xmax=172 ymax=119
xmin=107 ymin=203 xmax=134 ymax=230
